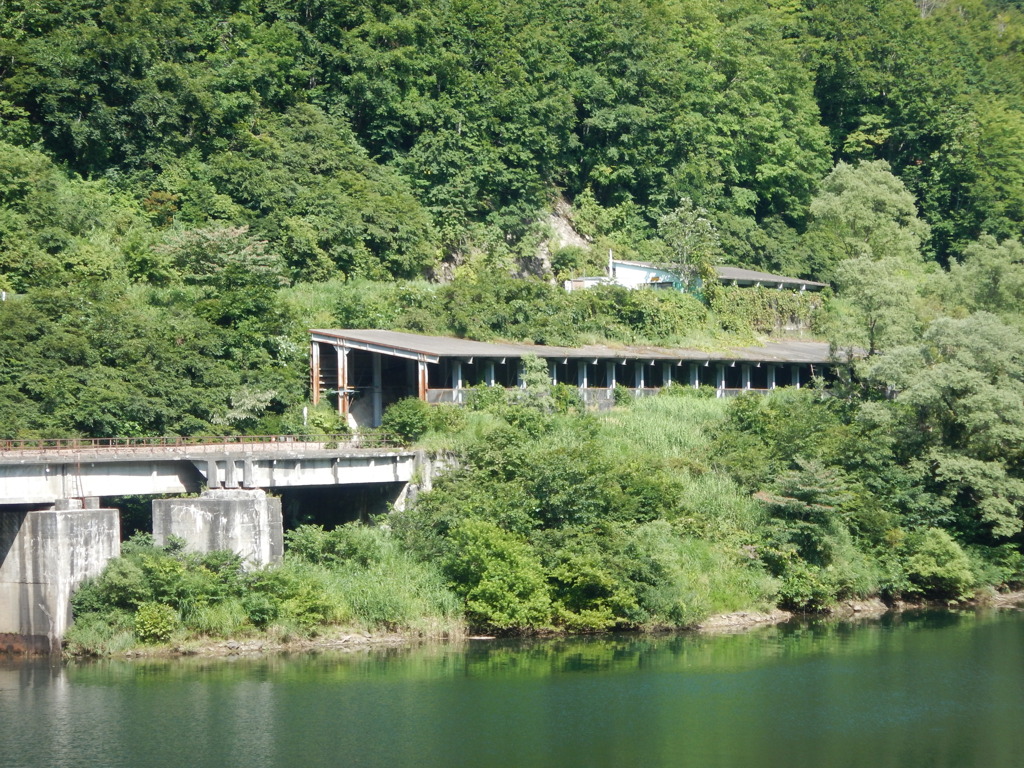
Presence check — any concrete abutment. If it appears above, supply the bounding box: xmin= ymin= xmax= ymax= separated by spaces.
xmin=152 ymin=489 xmax=283 ymax=567
xmin=0 ymin=500 xmax=120 ymax=655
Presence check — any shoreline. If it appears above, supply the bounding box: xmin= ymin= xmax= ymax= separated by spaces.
xmin=35 ymin=590 xmax=1022 ymax=662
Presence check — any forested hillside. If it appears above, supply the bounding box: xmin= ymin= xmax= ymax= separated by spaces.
xmin=2 ymin=0 xmax=1024 ymax=438
xmin=3 ymin=0 xmax=1024 ymax=279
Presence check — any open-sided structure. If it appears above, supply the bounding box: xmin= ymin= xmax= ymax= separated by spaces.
xmin=310 ymin=329 xmax=843 ymax=427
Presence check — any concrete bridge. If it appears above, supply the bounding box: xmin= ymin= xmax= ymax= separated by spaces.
xmin=0 ymin=435 xmax=425 ymax=654
xmin=0 ymin=434 xmax=417 ymax=505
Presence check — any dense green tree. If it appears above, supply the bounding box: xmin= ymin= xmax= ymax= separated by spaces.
xmin=3 ymin=0 xmax=1022 ymax=268
xmin=946 ymin=235 xmax=1024 ymax=316
xmin=831 ymin=257 xmax=921 ymax=355
xmin=865 ymin=313 xmax=1024 ymax=540
xmin=805 ymin=160 xmax=930 ymax=276
xmin=0 ymin=141 xmax=149 ymax=291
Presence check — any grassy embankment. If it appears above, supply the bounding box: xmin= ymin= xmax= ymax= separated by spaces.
xmin=64 ymin=393 xmax=778 ymax=655
xmin=66 ymin=387 xmax=1023 ymax=656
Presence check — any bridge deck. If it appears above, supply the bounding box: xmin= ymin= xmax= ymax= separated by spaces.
xmin=0 ymin=434 xmax=409 ymax=464
xmin=0 ymin=435 xmax=419 ymax=504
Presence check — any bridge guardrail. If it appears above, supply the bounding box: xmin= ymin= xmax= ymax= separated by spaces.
xmin=0 ymin=433 xmax=402 ymax=453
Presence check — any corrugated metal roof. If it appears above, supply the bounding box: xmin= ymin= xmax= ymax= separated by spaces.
xmin=310 ymin=329 xmax=841 ymax=364
xmin=715 ymin=266 xmax=828 ymax=289
xmin=311 ymin=329 xmax=539 ymax=359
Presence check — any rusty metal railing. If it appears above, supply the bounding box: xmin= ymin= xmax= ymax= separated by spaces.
xmin=0 ymin=433 xmax=401 ymax=453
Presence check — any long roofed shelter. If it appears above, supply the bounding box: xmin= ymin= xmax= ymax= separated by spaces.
xmin=310 ymin=330 xmax=845 ymax=427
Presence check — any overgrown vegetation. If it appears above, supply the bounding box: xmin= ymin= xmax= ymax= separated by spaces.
xmin=389 ymin=380 xmax=1024 ymax=631
xmin=67 ymin=375 xmax=1024 ymax=652
xmin=64 ymin=529 xmax=464 ymax=655
xmin=6 ymin=0 xmax=1024 ymax=437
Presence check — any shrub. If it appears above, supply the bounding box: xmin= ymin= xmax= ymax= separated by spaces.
xmin=906 ymin=528 xmax=975 ymax=600
xmin=826 ymin=531 xmax=882 ymax=601
xmin=613 ymin=383 xmax=633 ymax=406
xmin=304 ymin=405 xmax=348 ymax=436
xmin=242 ymin=593 xmax=281 ymax=629
xmin=550 ymin=245 xmax=599 ymax=280
xmin=545 ymin=543 xmax=632 ymax=632
xmin=380 ymin=397 xmax=432 ymax=443
xmin=466 ymin=383 xmax=508 ymax=411
xmin=285 ymin=523 xmax=391 ymax=567
xmin=552 ymin=383 xmax=584 ymax=414
xmin=429 ymin=403 xmax=467 ymax=433
xmin=778 ymin=561 xmax=835 ymax=614
xmin=965 ymin=544 xmax=1024 ymax=591
xmin=443 ymin=519 xmax=551 ymax=632
xmin=93 ymin=557 xmax=152 ymax=609
xmin=134 ymin=602 xmax=179 ymax=643
xmin=280 ymin=581 xmax=341 ymax=631
xmin=283 ymin=525 xmax=334 ymax=565
xmin=620 ymin=289 xmax=708 ymax=339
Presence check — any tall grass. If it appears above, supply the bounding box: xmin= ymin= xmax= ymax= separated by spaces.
xmin=675 ymin=472 xmax=766 ymax=544
xmin=626 ymin=521 xmax=777 ymax=628
xmin=669 ymin=537 xmax=778 ymax=618
xmin=278 ymin=278 xmax=349 ymax=331
xmin=598 ymin=394 xmax=730 ymax=462
xmin=283 ymin=524 xmax=466 ymax=637
xmin=416 ymin=410 xmax=506 ymax=455
xmin=331 ymin=560 xmax=464 ymax=635
xmin=63 ymin=613 xmax=138 ymax=657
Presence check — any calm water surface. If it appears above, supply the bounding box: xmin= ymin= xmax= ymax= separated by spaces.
xmin=2 ymin=610 xmax=1023 ymax=768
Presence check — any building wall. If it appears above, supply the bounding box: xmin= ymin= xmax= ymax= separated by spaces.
xmin=610 ymin=261 xmax=681 ymax=289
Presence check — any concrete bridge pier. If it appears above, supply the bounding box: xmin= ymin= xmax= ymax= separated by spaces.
xmin=0 ymin=499 xmax=120 ymax=654
xmin=152 ymin=489 xmax=283 ymax=567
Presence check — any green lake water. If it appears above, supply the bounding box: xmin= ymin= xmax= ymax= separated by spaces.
xmin=2 ymin=609 xmax=1023 ymax=768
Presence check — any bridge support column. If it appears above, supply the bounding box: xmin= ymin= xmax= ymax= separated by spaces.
xmin=372 ymin=353 xmax=383 ymax=427
xmin=206 ymin=459 xmax=220 ymax=489
xmin=242 ymin=459 xmax=256 ymax=489
xmin=223 ymin=458 xmax=239 ymax=489
xmin=0 ymin=500 xmax=120 ymax=654
xmin=152 ymin=489 xmax=283 ymax=567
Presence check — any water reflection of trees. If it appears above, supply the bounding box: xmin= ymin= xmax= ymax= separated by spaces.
xmin=60 ymin=609 xmax=1000 ymax=687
